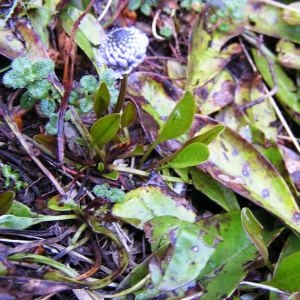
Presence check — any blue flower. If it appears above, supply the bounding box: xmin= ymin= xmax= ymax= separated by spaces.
xmin=98 ymin=27 xmax=149 ymax=79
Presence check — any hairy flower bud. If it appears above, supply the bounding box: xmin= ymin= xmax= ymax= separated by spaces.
xmin=98 ymin=27 xmax=149 ymax=78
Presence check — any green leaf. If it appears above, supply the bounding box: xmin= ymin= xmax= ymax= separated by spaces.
xmin=93 ymin=183 xmax=125 ymax=203
xmin=140 ymin=91 xmax=196 ymax=165
xmin=45 ymin=113 xmax=58 ymax=135
xmin=27 ymin=79 xmax=51 ymax=99
xmin=11 ymin=56 xmax=33 ymax=73
xmin=128 ymin=0 xmax=141 ymax=10
xmin=0 ymin=214 xmax=76 ymax=230
xmin=112 ymin=185 xmax=196 ymax=229
xmin=159 ymin=26 xmax=173 ymax=38
xmin=252 ymin=48 xmax=300 ymax=124
xmin=141 ymin=2 xmax=151 ymax=15
xmin=241 ymin=208 xmax=269 ymax=265
xmin=102 ymin=170 xmax=119 ymax=181
xmin=156 ymin=91 xmax=195 ymax=144
xmin=203 ymin=124 xmax=300 ymax=233
xmin=189 ymin=167 xmax=240 ymax=212
xmin=264 ymin=233 xmax=300 ymax=292
xmin=8 ymin=201 xmax=37 ymax=217
xmin=245 ymin=1 xmax=300 ymax=44
xmin=196 ymin=212 xmax=260 ymax=299
xmin=282 ymin=3 xmax=300 ymax=26
xmin=93 ymin=82 xmax=110 ymax=116
xmin=31 ymin=59 xmax=55 ymax=79
xmin=162 ymin=142 xmax=209 ymax=169
xmin=20 ymin=91 xmax=38 ymax=109
xmin=40 ymin=98 xmax=56 ymax=116
xmin=9 ymin=253 xmax=78 ymax=277
xmin=0 ymin=191 xmax=15 ymax=216
xmin=187 ymin=16 xmax=241 ymax=88
xmin=78 ymin=98 xmax=93 ymax=113
xmin=79 ymin=75 xmax=98 ymax=93
xmin=187 ymin=124 xmax=225 ymax=145
xmin=3 ymin=70 xmax=27 ymax=89
xmin=0 ymin=200 xmax=77 ymax=230
xmin=265 ymin=252 xmax=300 ymax=292
xmin=90 ymin=113 xmax=121 ymax=148
xmin=121 ymin=101 xmax=137 ymax=128
xmin=48 ymin=195 xmax=78 ymax=212
xmin=3 ymin=69 xmax=27 ymax=88
xmin=276 ymin=39 xmax=300 ymax=70
xmin=149 ymin=220 xmax=215 ymax=291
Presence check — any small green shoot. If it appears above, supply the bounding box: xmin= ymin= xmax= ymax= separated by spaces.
xmin=140 ymin=91 xmax=196 ymax=166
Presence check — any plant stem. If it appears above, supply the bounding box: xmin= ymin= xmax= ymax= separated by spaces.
xmin=114 ymin=74 xmax=128 ymax=113
xmin=107 ymin=164 xmax=188 ymax=183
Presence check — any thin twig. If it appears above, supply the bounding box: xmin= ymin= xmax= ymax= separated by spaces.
xmin=57 ymin=0 xmax=96 ymax=165
xmin=107 ymin=164 xmax=189 ymax=183
xmin=8 ymin=227 xmax=76 ymax=255
xmin=152 ymin=9 xmax=165 ymax=40
xmin=1 ymin=105 xmax=66 ymax=195
xmin=98 ymin=0 xmax=113 ymax=22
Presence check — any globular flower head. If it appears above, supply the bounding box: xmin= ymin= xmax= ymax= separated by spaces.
xmin=98 ymin=27 xmax=149 ymax=79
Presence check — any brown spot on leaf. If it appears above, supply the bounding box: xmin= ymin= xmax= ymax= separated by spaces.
xmin=194 ymin=86 xmax=209 ymax=100
xmin=212 ymin=80 xmax=235 ymax=107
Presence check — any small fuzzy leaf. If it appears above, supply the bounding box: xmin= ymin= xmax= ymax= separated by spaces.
xmin=27 ymin=79 xmax=51 ymax=99
xmin=78 ymin=98 xmax=93 ymax=113
xmin=31 ymin=59 xmax=55 ymax=79
xmin=11 ymin=56 xmax=32 ymax=73
xmin=90 ymin=113 xmax=121 ymax=148
xmin=128 ymin=0 xmax=142 ymax=10
xmin=80 ymin=75 xmax=98 ymax=93
xmin=20 ymin=92 xmax=38 ymax=109
xmin=40 ymin=98 xmax=56 ymax=116
xmin=3 ymin=70 xmax=27 ymax=88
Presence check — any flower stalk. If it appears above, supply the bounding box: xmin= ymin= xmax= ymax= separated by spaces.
xmin=98 ymin=27 xmax=148 ymax=112
xmin=114 ymin=73 xmax=128 ymax=113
